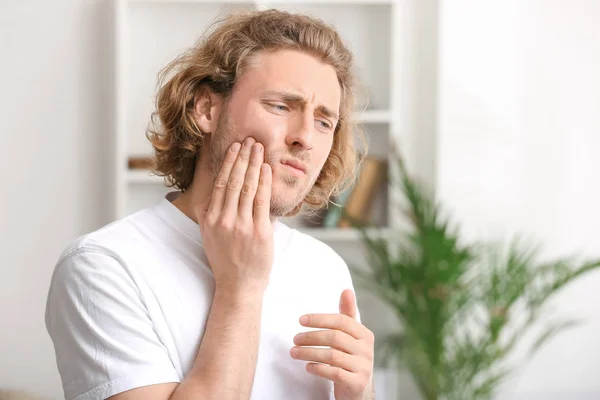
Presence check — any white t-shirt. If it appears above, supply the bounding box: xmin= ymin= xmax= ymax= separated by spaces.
xmin=45 ymin=192 xmax=360 ymax=400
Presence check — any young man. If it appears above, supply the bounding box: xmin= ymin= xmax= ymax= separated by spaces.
xmin=45 ymin=9 xmax=375 ymax=400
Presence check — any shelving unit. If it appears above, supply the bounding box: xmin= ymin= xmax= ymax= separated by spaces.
xmin=112 ymin=0 xmax=402 ymax=239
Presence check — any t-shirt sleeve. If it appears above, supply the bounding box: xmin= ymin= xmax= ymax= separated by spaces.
xmin=45 ymin=246 xmax=180 ymax=400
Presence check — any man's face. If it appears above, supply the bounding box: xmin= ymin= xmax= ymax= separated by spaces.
xmin=209 ymin=49 xmax=341 ymax=217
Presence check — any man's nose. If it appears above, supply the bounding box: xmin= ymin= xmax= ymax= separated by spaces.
xmin=285 ymin=112 xmax=314 ymax=150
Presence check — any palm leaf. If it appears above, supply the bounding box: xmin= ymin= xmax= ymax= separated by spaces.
xmin=347 ymin=149 xmax=600 ymax=399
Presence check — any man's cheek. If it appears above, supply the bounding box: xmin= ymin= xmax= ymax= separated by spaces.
xmin=257 ymin=114 xmax=286 ymax=140
xmin=238 ymin=123 xmax=273 ymax=145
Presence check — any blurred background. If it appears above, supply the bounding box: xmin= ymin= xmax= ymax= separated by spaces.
xmin=1 ymin=0 xmax=599 ymax=399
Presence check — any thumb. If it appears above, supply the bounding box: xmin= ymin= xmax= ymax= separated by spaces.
xmin=339 ymin=289 xmax=357 ymax=320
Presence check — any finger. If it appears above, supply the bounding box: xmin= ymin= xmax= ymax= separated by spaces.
xmin=339 ymin=289 xmax=357 ymax=320
xmin=238 ymin=142 xmax=263 ymax=220
xmin=253 ymin=162 xmax=272 ymax=224
xmin=290 ymin=347 xmax=361 ymax=373
xmin=207 ymin=142 xmax=241 ymax=218
xmin=300 ymin=314 xmax=369 ymax=341
xmin=222 ymin=137 xmax=255 ymax=219
xmin=293 ymin=329 xmax=370 ymax=358
xmin=305 ymin=363 xmax=356 ymax=386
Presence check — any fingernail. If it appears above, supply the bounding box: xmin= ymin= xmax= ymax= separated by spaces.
xmin=290 ymin=347 xmax=299 ymax=357
xmin=244 ymin=138 xmax=254 ymax=147
xmin=231 ymin=142 xmax=241 ymax=152
xmin=300 ymin=315 xmax=308 ymax=325
xmin=253 ymin=143 xmax=262 ymax=153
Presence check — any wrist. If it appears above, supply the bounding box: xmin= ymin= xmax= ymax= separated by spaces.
xmin=213 ymin=284 xmax=265 ymax=306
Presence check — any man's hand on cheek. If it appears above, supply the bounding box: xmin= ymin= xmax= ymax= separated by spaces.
xmin=291 ymin=290 xmax=375 ymax=400
xmin=194 ymin=137 xmax=274 ymax=295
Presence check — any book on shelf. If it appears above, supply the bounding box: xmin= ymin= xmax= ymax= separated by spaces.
xmin=128 ymin=156 xmax=154 ymax=170
xmin=322 ymin=185 xmax=353 ymax=228
xmin=336 ymin=156 xmax=387 ymax=228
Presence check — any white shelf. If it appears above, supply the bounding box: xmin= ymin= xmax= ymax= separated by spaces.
xmin=127 ymin=170 xmax=164 ymax=184
xmin=355 ymin=109 xmax=392 ymax=124
xmin=299 ymin=227 xmax=391 ymax=241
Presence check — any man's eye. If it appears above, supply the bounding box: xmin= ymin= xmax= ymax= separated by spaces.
xmin=317 ymin=120 xmax=332 ymax=129
xmin=271 ymin=104 xmax=289 ymax=112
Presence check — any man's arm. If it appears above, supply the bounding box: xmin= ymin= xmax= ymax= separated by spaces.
xmin=174 ymin=288 xmax=264 ymax=399
xmin=112 ymin=138 xmax=273 ymax=400
xmin=109 ymin=288 xmax=264 ymax=400
xmin=47 ymin=138 xmax=272 ymax=400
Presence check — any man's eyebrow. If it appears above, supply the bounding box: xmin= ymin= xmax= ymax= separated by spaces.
xmin=262 ymin=90 xmax=339 ymax=121
xmin=316 ymin=105 xmax=339 ymax=121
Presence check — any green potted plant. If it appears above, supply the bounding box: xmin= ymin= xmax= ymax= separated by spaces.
xmin=348 ymin=152 xmax=600 ymax=400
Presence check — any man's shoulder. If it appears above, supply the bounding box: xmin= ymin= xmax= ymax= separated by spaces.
xmin=48 ymin=207 xmax=171 ymax=306
xmin=58 ymin=207 xmax=163 ymax=266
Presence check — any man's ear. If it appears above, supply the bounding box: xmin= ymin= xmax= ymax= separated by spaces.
xmin=193 ymin=87 xmax=223 ymax=134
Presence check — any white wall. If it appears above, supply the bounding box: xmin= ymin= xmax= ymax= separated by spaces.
xmin=0 ymin=1 xmax=113 ymax=397
xmin=438 ymin=0 xmax=600 ymax=398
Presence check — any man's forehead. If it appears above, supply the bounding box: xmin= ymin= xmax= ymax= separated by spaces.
xmin=241 ymin=50 xmax=341 ymax=110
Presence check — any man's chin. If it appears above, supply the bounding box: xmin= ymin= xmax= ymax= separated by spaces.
xmin=268 ymin=190 xmax=305 ymax=218
xmin=268 ymin=179 xmax=314 ymax=218
xmin=268 ymin=200 xmax=298 ymax=218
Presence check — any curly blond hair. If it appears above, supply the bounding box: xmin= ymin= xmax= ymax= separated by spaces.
xmin=147 ymin=9 xmax=367 ymax=216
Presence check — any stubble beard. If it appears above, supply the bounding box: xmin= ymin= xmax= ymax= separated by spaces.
xmin=208 ymin=111 xmax=317 ymax=218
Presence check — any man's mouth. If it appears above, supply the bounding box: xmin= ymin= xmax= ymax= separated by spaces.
xmin=280 ymin=159 xmax=307 ymax=176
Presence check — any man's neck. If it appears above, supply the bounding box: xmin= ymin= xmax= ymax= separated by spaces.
xmin=171 ymin=162 xmax=213 ymax=225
